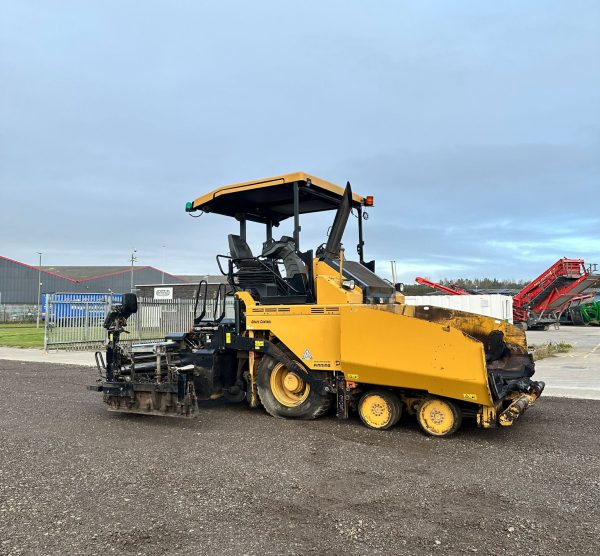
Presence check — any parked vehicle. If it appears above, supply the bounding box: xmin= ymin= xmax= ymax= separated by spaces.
xmin=90 ymin=172 xmax=543 ymax=437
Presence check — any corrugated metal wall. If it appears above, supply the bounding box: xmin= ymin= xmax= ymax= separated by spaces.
xmin=0 ymin=258 xmax=188 ymax=303
xmin=0 ymin=257 xmax=66 ymax=303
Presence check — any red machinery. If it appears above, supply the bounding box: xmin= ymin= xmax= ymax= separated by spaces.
xmin=414 ymin=276 xmax=468 ymax=295
xmin=415 ymin=258 xmax=600 ymax=329
xmin=512 ymin=259 xmax=599 ymax=329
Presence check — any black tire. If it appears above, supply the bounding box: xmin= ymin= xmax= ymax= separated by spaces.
xmin=358 ymin=389 xmax=402 ymax=430
xmin=256 ymin=355 xmax=332 ymax=419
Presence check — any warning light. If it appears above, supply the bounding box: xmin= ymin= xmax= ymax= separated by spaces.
xmin=185 ymin=201 xmax=193 ymax=212
xmin=365 ymin=196 xmax=374 ymax=207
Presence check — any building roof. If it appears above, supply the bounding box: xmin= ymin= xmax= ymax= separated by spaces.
xmin=176 ymin=274 xmax=228 ymax=284
xmin=40 ymin=265 xmax=188 ymax=282
xmin=1 ymin=256 xmax=185 ymax=283
xmin=40 ymin=265 xmax=139 ymax=281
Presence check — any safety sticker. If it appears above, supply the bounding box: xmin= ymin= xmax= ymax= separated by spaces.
xmin=463 ymin=393 xmax=477 ymax=401
xmin=226 ymin=333 xmax=231 ymax=344
xmin=302 ymin=348 xmax=313 ymax=360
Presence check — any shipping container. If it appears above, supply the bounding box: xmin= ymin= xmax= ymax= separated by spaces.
xmin=403 ymin=294 xmax=513 ymax=323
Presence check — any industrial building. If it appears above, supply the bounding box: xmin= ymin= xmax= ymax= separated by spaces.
xmin=0 ymin=255 xmax=190 ymax=304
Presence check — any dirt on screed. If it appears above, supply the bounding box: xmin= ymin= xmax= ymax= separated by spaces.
xmin=0 ymin=360 xmax=599 ymax=556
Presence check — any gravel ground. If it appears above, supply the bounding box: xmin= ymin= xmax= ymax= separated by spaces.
xmin=1 ymin=360 xmax=599 ymax=556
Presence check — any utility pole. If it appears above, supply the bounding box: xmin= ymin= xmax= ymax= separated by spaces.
xmin=161 ymin=244 xmax=166 ymax=285
xmin=130 ymin=249 xmax=138 ymax=293
xmin=36 ymin=252 xmax=42 ymax=328
xmin=390 ymin=260 xmax=397 ymax=285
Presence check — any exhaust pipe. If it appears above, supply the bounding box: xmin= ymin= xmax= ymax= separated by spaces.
xmin=324 ymin=182 xmax=353 ymax=259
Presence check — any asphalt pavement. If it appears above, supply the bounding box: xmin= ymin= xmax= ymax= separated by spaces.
xmin=0 ymin=360 xmax=598 ymax=555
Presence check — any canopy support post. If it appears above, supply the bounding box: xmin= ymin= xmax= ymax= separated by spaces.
xmin=358 ymin=205 xmax=365 ymax=264
xmin=239 ymin=217 xmax=247 ymax=242
xmin=293 ymin=181 xmax=300 ymax=251
xmin=266 ymin=220 xmax=273 ymax=242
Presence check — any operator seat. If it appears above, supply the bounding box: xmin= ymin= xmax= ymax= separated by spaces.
xmin=226 ymin=234 xmax=308 ymax=304
xmin=227 ymin=234 xmax=279 ymax=296
xmin=228 ymin=234 xmax=254 ymax=261
xmin=262 ymin=236 xmax=307 ymax=280
xmin=227 ymin=235 xmax=267 ymax=272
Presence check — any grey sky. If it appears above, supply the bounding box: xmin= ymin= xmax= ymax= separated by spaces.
xmin=1 ymin=0 xmax=598 ymax=282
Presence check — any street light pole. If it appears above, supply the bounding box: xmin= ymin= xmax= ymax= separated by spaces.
xmin=130 ymin=249 xmax=138 ymax=293
xmin=36 ymin=252 xmax=42 ymax=328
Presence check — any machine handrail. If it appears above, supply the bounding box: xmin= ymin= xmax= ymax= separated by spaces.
xmin=214 ymin=283 xmax=227 ymax=322
xmin=193 ymin=280 xmax=209 ymax=323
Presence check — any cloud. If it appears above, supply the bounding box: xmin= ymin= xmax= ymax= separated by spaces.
xmin=1 ymin=0 xmax=598 ymax=281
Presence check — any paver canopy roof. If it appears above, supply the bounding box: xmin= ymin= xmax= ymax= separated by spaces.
xmin=188 ymin=171 xmax=365 ymax=224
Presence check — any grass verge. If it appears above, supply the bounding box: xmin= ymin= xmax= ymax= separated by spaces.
xmin=531 ymin=341 xmax=572 ymax=361
xmin=0 ymin=324 xmax=44 ymax=348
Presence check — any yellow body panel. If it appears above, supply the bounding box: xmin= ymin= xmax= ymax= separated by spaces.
xmin=246 ymin=303 xmax=342 ymax=372
xmin=192 ymin=171 xmax=364 ymax=211
xmin=313 ymin=259 xmax=363 ymax=304
xmin=339 ymin=305 xmax=494 ymax=406
xmin=401 ymin=304 xmax=528 ymax=352
xmin=240 ymin=290 xmax=495 ymax=408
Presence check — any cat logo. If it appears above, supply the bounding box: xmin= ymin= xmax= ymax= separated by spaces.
xmin=302 ymin=348 xmax=313 ymax=360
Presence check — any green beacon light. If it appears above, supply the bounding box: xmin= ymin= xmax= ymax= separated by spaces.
xmin=185 ymin=201 xmax=193 ymax=212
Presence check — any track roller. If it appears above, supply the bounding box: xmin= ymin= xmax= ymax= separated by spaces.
xmin=416 ymin=397 xmax=462 ymax=437
xmin=358 ymin=390 xmax=402 ymax=430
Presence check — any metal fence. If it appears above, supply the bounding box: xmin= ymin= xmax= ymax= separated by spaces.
xmin=44 ymin=294 xmax=234 ymax=350
xmin=0 ymin=304 xmax=38 ymax=323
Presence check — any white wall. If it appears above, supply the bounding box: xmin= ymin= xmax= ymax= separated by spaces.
xmin=403 ymin=294 xmax=513 ymax=323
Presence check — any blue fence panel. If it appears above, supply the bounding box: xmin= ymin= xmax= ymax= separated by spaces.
xmin=42 ymin=292 xmax=122 ymax=319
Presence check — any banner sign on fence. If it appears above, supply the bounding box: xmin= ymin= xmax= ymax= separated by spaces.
xmin=153 ymin=287 xmax=173 ymax=300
